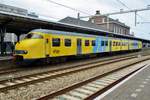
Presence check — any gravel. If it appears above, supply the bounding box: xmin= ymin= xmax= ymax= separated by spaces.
xmin=0 ymin=56 xmax=150 ymax=100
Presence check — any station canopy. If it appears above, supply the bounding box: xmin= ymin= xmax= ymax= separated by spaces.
xmin=0 ymin=10 xmax=150 ymax=43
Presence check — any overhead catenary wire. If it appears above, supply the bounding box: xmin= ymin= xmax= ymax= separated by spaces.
xmin=114 ymin=0 xmax=150 ymax=39
xmin=115 ymin=0 xmax=130 ymax=9
xmin=45 ymin=0 xmax=92 ymax=16
xmin=115 ymin=0 xmax=148 ymax=22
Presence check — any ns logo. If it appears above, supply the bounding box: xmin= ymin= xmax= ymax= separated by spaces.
xmin=53 ymin=49 xmax=60 ymax=54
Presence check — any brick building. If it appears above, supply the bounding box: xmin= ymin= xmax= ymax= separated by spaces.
xmin=89 ymin=10 xmax=130 ymax=35
xmin=59 ymin=16 xmax=106 ymax=31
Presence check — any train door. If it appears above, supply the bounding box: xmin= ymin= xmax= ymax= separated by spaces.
xmin=120 ymin=39 xmax=122 ymax=50
xmin=77 ymin=38 xmax=82 ymax=55
xmin=110 ymin=40 xmax=112 ymax=52
xmin=45 ymin=38 xmax=50 ymax=57
xmin=99 ymin=37 xmax=103 ymax=52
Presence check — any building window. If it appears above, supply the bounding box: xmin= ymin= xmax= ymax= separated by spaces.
xmin=52 ymin=38 xmax=60 ymax=47
xmin=114 ymin=26 xmax=116 ymax=33
xmin=120 ymin=28 xmax=121 ymax=34
xmin=65 ymin=39 xmax=71 ymax=47
xmin=91 ymin=19 xmax=94 ymax=23
xmin=85 ymin=40 xmax=89 ymax=46
xmin=102 ymin=18 xmax=105 ymax=23
xmin=117 ymin=27 xmax=119 ymax=34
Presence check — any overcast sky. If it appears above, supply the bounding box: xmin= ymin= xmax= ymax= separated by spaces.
xmin=1 ymin=0 xmax=150 ymax=40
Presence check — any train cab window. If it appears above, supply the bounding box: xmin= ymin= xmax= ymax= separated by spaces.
xmin=25 ymin=33 xmax=43 ymax=39
xmin=92 ymin=40 xmax=96 ymax=46
xmin=85 ymin=40 xmax=89 ymax=46
xmin=65 ymin=39 xmax=71 ymax=47
xmin=52 ymin=38 xmax=60 ymax=47
xmin=101 ymin=41 xmax=105 ymax=46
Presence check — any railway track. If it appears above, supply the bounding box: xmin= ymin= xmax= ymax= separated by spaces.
xmin=0 ymin=51 xmax=146 ymax=77
xmin=0 ymin=55 xmax=136 ymax=92
xmin=0 ymin=50 xmax=149 ymax=77
xmin=38 ymin=59 xmax=150 ymax=100
xmin=0 ymin=55 xmax=149 ymax=99
xmin=0 ymin=53 xmax=138 ymax=80
xmin=0 ymin=51 xmax=149 ymax=99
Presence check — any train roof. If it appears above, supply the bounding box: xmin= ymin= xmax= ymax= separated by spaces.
xmin=31 ymin=29 xmax=99 ymax=37
xmin=31 ymin=29 xmax=137 ymax=40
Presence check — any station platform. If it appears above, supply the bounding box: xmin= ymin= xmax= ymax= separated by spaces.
xmin=95 ymin=62 xmax=150 ymax=100
xmin=0 ymin=56 xmax=13 ymax=61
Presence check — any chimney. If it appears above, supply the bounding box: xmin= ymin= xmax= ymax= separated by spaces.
xmin=96 ymin=10 xmax=100 ymax=15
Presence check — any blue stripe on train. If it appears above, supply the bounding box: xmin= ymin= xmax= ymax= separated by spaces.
xmin=93 ymin=37 xmax=100 ymax=53
xmin=93 ymin=36 xmax=108 ymax=53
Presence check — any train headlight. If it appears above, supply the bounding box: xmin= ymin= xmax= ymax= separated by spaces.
xmin=15 ymin=50 xmax=28 ymax=54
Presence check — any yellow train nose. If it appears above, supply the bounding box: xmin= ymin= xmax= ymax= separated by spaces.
xmin=15 ymin=38 xmax=45 ymax=59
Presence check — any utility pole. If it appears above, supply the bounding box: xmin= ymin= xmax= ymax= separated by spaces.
xmin=79 ymin=7 xmax=150 ymax=26
xmin=77 ymin=13 xmax=80 ymax=25
xmin=106 ymin=15 xmax=109 ymax=31
xmin=135 ymin=11 xmax=137 ymax=26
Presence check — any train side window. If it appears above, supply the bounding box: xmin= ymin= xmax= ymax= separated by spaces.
xmin=113 ymin=41 xmax=115 ymax=46
xmin=101 ymin=41 xmax=105 ymax=46
xmin=118 ymin=42 xmax=120 ymax=46
xmin=92 ymin=40 xmax=96 ymax=46
xmin=116 ymin=42 xmax=118 ymax=46
xmin=85 ymin=40 xmax=89 ymax=46
xmin=65 ymin=39 xmax=71 ymax=47
xmin=46 ymin=39 xmax=49 ymax=43
xmin=52 ymin=38 xmax=60 ymax=47
xmin=105 ymin=41 xmax=108 ymax=46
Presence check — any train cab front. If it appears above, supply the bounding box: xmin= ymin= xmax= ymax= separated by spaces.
xmin=13 ymin=32 xmax=45 ymax=64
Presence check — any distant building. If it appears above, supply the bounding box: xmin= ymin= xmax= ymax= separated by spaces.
xmin=88 ymin=10 xmax=130 ymax=35
xmin=0 ymin=3 xmax=38 ymax=18
xmin=0 ymin=3 xmax=28 ymax=15
xmin=0 ymin=33 xmax=27 ymax=54
xmin=59 ymin=16 xmax=106 ymax=31
xmin=27 ymin=12 xmax=38 ymax=18
xmin=0 ymin=33 xmax=17 ymax=54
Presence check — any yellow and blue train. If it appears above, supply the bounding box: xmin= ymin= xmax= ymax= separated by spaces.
xmin=14 ymin=29 xmax=142 ymax=63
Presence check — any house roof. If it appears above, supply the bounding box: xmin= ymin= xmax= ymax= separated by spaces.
xmin=59 ymin=16 xmax=107 ymax=31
